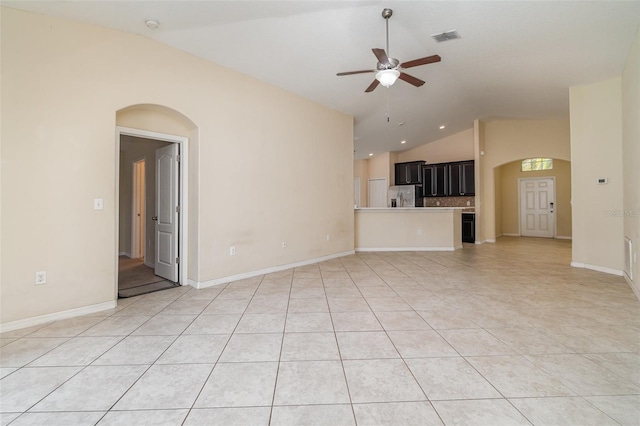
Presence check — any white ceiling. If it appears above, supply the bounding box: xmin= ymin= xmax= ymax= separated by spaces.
xmin=4 ymin=1 xmax=640 ymax=158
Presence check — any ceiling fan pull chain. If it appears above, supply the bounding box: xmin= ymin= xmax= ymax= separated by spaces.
xmin=386 ymin=90 xmax=391 ymax=122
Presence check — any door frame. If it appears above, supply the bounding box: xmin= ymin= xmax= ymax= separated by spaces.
xmin=517 ymin=176 xmax=556 ymax=238
xmin=131 ymin=157 xmax=146 ymax=261
xmin=115 ymin=126 xmax=189 ymax=299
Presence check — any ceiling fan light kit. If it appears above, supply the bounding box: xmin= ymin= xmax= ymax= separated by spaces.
xmin=376 ymin=69 xmax=400 ymax=87
xmin=337 ymin=8 xmax=441 ymax=92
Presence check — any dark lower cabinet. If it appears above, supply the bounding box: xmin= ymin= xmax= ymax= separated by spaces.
xmin=462 ymin=213 xmax=475 ymax=243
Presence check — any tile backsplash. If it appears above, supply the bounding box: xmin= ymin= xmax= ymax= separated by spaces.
xmin=424 ymin=196 xmax=475 ymax=208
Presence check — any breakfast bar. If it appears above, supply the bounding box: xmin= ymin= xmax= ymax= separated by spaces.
xmin=354 ymin=207 xmax=464 ymax=251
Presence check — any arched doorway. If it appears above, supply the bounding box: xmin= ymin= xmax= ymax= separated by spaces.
xmin=115 ymin=104 xmax=198 ymax=298
xmin=494 ymin=158 xmax=572 ymax=240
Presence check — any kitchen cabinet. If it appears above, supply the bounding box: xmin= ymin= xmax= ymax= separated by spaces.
xmin=395 ymin=161 xmax=425 ymax=185
xmin=423 ymin=163 xmax=448 ymax=197
xmin=448 ymin=161 xmax=475 ymax=196
xmin=462 ymin=213 xmax=475 ymax=243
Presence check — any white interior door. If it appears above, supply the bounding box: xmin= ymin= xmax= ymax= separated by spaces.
xmin=368 ymin=178 xmax=388 ymax=207
xmin=155 ymin=144 xmax=179 ymax=282
xmin=353 ymin=177 xmax=361 ymax=208
xmin=520 ymin=177 xmax=555 ymax=238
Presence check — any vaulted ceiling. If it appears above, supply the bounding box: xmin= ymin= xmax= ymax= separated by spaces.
xmin=4 ymin=1 xmax=640 ymax=158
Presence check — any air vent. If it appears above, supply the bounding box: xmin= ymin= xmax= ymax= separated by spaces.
xmin=431 ymin=30 xmax=460 ymax=42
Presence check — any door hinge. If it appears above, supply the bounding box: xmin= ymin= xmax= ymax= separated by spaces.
xmin=176 ymin=205 xmax=180 ymax=213
xmin=176 ymin=155 xmax=181 ymax=163
xmin=176 ymin=257 xmax=180 ymax=264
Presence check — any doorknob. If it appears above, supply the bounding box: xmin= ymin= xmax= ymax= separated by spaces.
xmin=152 ymin=216 xmax=158 ymax=221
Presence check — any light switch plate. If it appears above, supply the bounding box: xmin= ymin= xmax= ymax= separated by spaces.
xmin=94 ymin=198 xmax=104 ymax=210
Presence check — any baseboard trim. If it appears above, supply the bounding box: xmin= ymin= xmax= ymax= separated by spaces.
xmin=0 ymin=300 xmax=117 ymax=333
xmin=356 ymin=247 xmax=457 ymax=252
xmin=192 ymin=250 xmax=356 ymax=289
xmin=624 ymin=274 xmax=640 ymax=300
xmin=501 ymin=233 xmax=520 ymax=237
xmin=556 ymin=236 xmax=572 ymax=240
xmin=144 ymin=261 xmax=155 ymax=269
xmin=570 ymin=261 xmax=623 ymax=276
xmin=119 ymin=252 xmax=131 ymax=258
xmin=484 ymin=239 xmax=496 ymax=243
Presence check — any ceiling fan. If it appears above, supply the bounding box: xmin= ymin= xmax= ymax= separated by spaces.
xmin=337 ymin=8 xmax=441 ymax=92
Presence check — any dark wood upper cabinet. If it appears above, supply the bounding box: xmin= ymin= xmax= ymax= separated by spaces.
xmin=448 ymin=161 xmax=475 ymax=196
xmin=394 ymin=161 xmax=425 ymax=185
xmin=462 ymin=161 xmax=475 ymax=195
xmin=424 ymin=160 xmax=475 ymax=197
xmin=423 ymin=163 xmax=448 ymax=197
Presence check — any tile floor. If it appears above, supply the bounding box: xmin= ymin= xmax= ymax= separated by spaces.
xmin=1 ymin=237 xmax=639 ymax=425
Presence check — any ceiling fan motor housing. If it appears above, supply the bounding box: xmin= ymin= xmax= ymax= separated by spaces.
xmin=377 ymin=57 xmax=399 ymax=71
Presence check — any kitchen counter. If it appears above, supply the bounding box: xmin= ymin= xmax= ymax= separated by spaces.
xmin=355 ymin=208 xmax=463 ymax=251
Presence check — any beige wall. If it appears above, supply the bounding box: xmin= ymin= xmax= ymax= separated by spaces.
xmin=622 ymin=29 xmax=640 ymax=295
xmin=478 ymin=120 xmax=571 ymax=242
xmin=497 ymin=159 xmax=572 ymax=238
xmin=570 ymin=78 xmax=624 ymax=272
xmin=0 ymin=8 xmax=353 ymax=325
xmin=494 ymin=166 xmax=503 ymax=237
xmin=396 ymin=128 xmax=474 ymax=164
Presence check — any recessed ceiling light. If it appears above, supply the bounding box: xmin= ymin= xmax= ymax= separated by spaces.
xmin=401 ymin=140 xmax=406 ymax=144
xmin=145 ymin=20 xmax=160 ymax=30
xmin=368 ymin=153 xmax=374 ymax=157
xmin=439 ymin=125 xmax=446 ymax=130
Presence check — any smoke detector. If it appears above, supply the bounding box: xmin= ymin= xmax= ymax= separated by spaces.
xmin=431 ymin=30 xmax=460 ymax=42
xmin=145 ymin=20 xmax=160 ymax=30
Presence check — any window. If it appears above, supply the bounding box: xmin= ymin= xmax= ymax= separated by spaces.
xmin=521 ymin=158 xmax=553 ymax=172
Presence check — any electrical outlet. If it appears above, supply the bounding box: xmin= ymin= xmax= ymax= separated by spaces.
xmin=282 ymin=241 xmax=287 ymax=249
xmin=229 ymin=246 xmax=236 ymax=256
xmin=326 ymin=234 xmax=330 ymax=241
xmin=466 ymin=201 xmax=471 ymax=206
xmin=35 ymin=271 xmax=47 ymax=285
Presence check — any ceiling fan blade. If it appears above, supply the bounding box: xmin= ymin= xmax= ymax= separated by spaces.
xmin=399 ymin=72 xmax=425 ymax=87
xmin=365 ymin=79 xmax=380 ymax=93
xmin=400 ymin=54 xmax=442 ymax=69
xmin=372 ymin=48 xmax=390 ymax=65
xmin=336 ymin=70 xmax=375 ymax=76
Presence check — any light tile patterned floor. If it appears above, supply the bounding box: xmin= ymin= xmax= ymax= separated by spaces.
xmin=1 ymin=237 xmax=639 ymax=425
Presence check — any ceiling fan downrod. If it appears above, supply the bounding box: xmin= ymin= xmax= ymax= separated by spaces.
xmin=383 ymin=8 xmax=393 ymax=58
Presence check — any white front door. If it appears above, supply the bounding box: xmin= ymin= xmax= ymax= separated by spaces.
xmin=155 ymin=144 xmax=179 ymax=282
xmin=520 ymin=177 xmax=555 ymax=238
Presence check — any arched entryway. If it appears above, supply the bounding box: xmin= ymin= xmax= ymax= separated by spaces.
xmin=494 ymin=158 xmax=572 ymax=240
xmin=115 ymin=104 xmax=199 ymax=298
